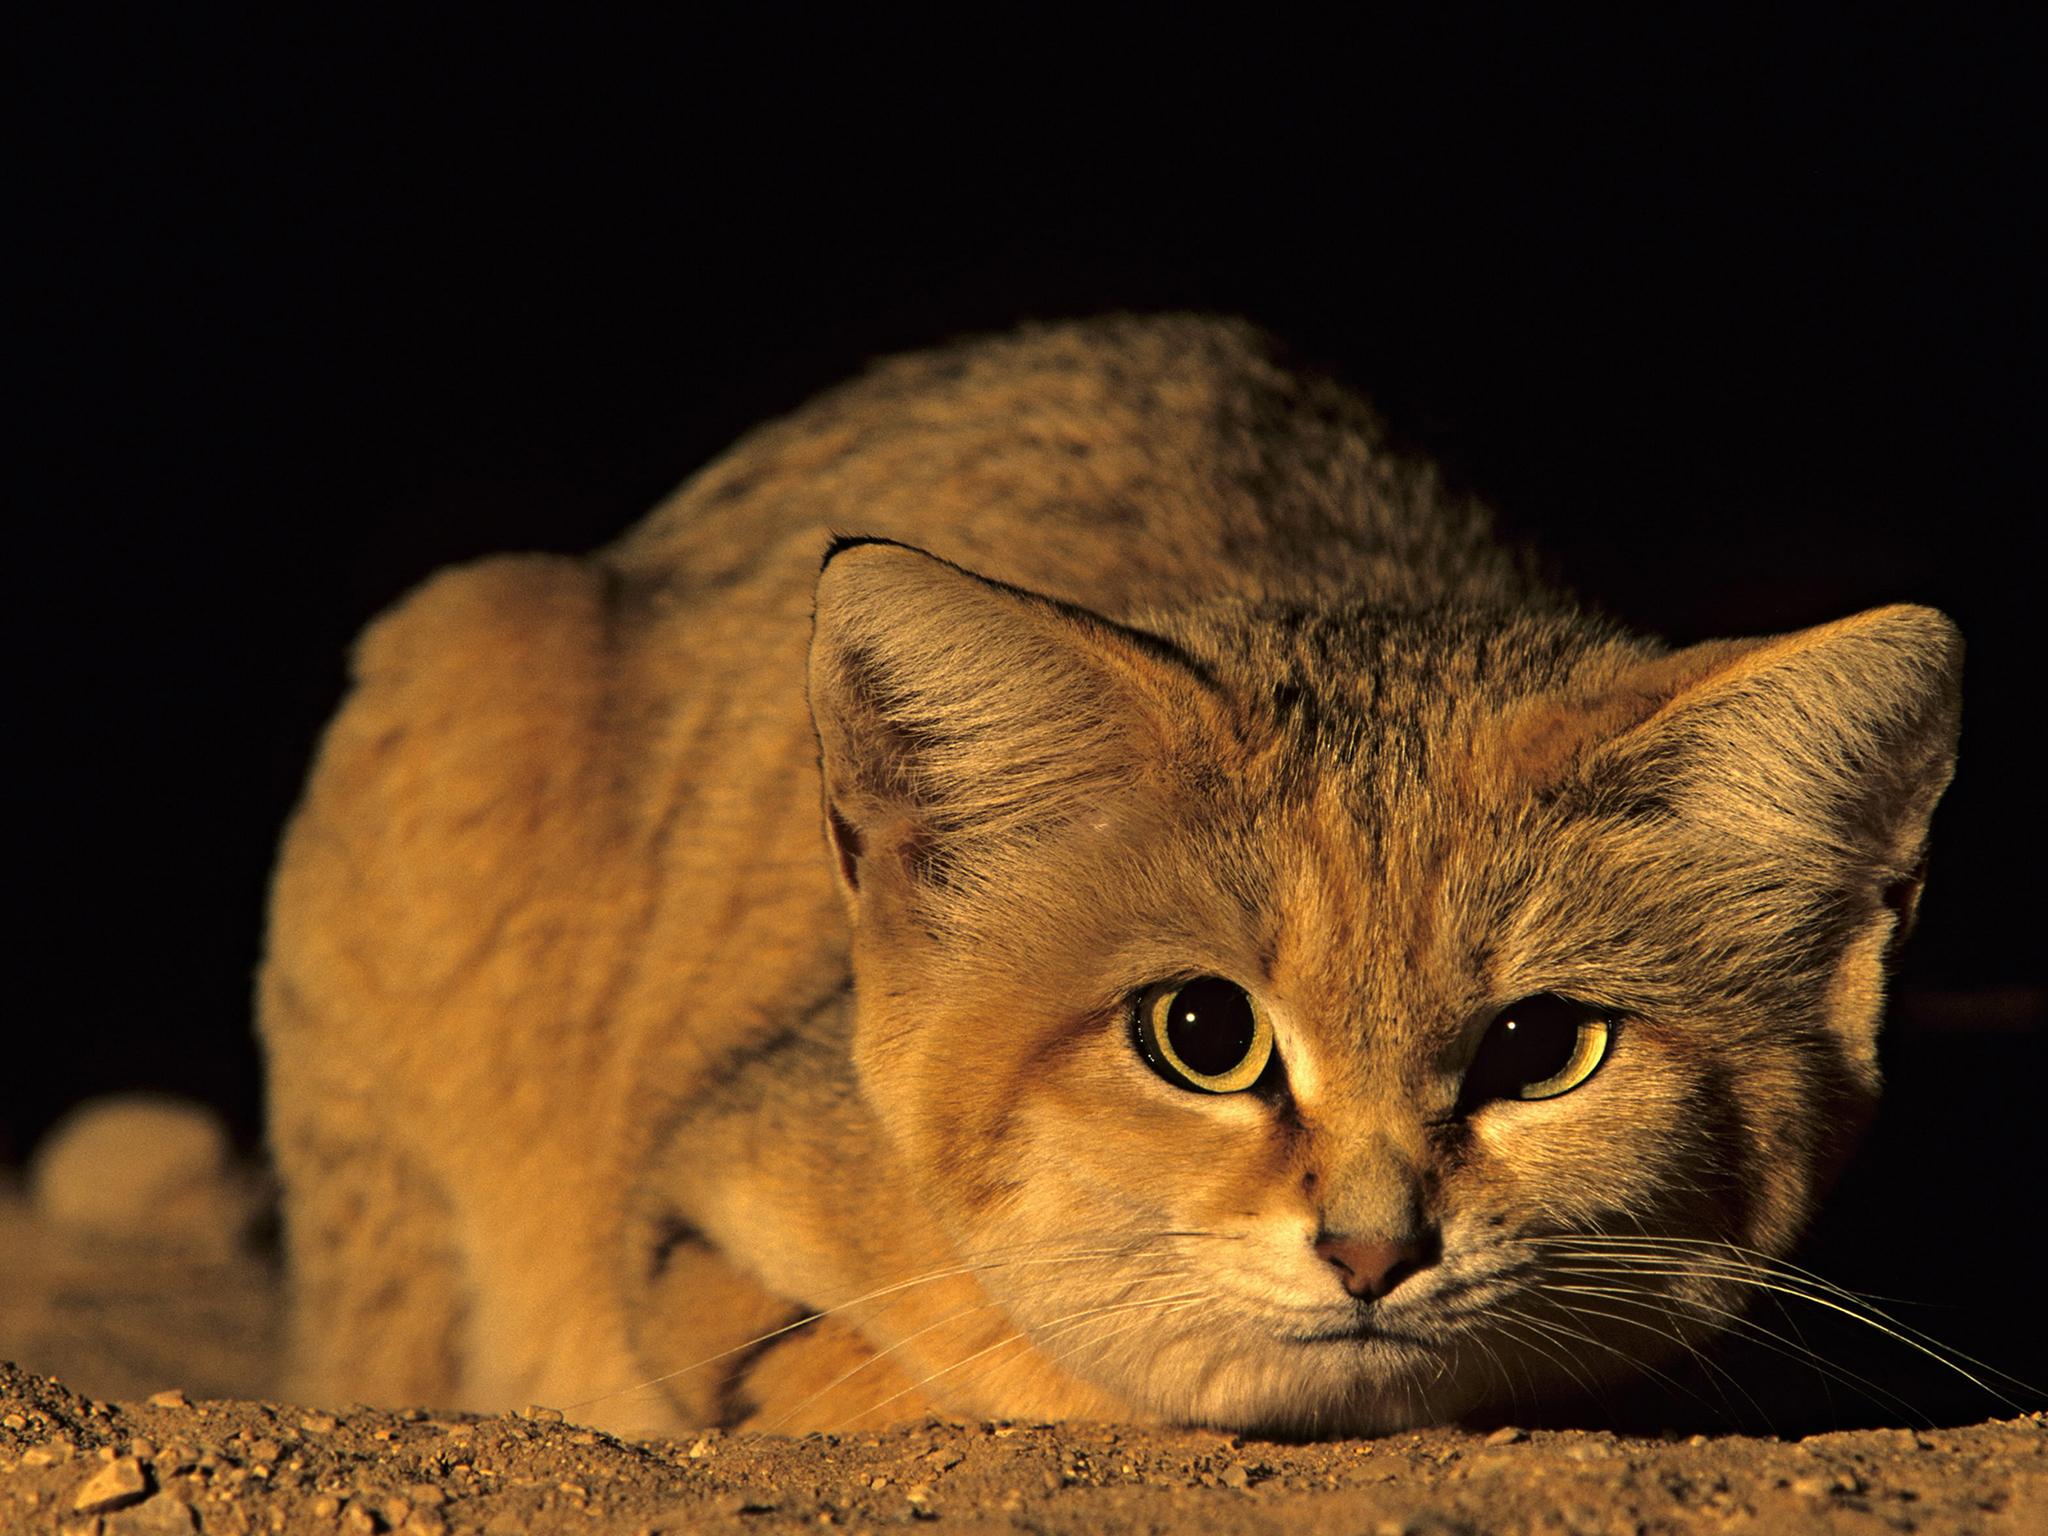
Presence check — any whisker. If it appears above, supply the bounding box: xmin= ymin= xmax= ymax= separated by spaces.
xmin=837 ymin=1287 xmax=1208 ymax=1431
xmin=1537 ymin=1288 xmax=1770 ymax=1426
xmin=1524 ymin=1234 xmax=1927 ymax=1307
xmin=1483 ymin=1307 xmax=1609 ymax=1405
xmin=1534 ymin=1255 xmax=2028 ymax=1405
xmin=759 ymin=1260 xmax=1189 ymax=1432
xmin=1549 ymin=1279 xmax=1929 ymax=1425
xmin=1523 ymin=1232 xmax=2039 ymax=1411
xmin=562 ymin=1234 xmax=1189 ymax=1414
xmin=1494 ymin=1281 xmax=1732 ymax=1421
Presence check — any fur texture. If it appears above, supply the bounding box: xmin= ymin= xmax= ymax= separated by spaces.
xmin=261 ymin=315 xmax=1961 ymax=1436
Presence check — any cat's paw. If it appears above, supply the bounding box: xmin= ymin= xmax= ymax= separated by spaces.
xmin=30 ymin=1095 xmax=262 ymax=1255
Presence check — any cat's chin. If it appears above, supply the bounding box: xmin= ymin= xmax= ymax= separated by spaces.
xmin=1175 ymin=1337 xmax=1493 ymax=1439
xmin=1050 ymin=1302 xmax=1490 ymax=1436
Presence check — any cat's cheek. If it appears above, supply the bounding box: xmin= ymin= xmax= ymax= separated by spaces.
xmin=1611 ymin=1023 xmax=1844 ymax=1256
xmin=1006 ymin=1056 xmax=1293 ymax=1224
xmin=1457 ymin=1048 xmax=1710 ymax=1228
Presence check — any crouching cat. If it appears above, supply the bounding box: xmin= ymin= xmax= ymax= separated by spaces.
xmin=260 ymin=315 xmax=1960 ymax=1437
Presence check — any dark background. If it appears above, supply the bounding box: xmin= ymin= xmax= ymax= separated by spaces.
xmin=16 ymin=13 xmax=2042 ymax=1428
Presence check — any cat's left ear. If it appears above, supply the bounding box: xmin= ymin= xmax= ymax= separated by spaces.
xmin=1572 ymin=603 xmax=1962 ymax=1066
xmin=806 ymin=538 xmax=1215 ymax=913
xmin=1589 ymin=603 xmax=1963 ymax=909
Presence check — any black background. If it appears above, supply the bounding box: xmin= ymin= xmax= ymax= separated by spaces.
xmin=16 ymin=12 xmax=2043 ymax=1428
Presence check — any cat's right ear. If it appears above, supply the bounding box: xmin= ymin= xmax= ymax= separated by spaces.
xmin=805 ymin=538 xmax=1213 ymax=914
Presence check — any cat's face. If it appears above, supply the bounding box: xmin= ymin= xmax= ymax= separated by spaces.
xmin=808 ymin=542 xmax=1960 ymax=1433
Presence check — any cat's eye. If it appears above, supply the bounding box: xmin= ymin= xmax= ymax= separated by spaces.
xmin=1463 ymin=994 xmax=1612 ymax=1105
xmin=1133 ymin=976 xmax=1274 ymax=1094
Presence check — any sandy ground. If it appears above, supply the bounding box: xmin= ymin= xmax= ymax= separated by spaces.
xmin=3 ymin=1180 xmax=2042 ymax=1536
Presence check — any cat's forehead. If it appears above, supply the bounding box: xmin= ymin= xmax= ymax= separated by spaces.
xmin=1168 ymin=604 xmax=1617 ymax=1058
xmin=1182 ymin=601 xmax=1616 ymax=790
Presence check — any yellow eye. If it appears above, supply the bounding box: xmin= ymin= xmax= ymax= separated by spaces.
xmin=1464 ymin=994 xmax=1613 ymax=1104
xmin=1134 ymin=977 xmax=1273 ymax=1094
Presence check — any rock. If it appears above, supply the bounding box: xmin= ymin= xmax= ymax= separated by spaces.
xmin=1483 ymin=1427 xmax=1526 ymax=1447
xmin=72 ymin=1456 xmax=150 ymax=1514
xmin=104 ymin=1497 xmax=198 ymax=1535
xmin=145 ymin=1391 xmax=187 ymax=1410
xmin=1377 ymin=1516 xmax=1474 ymax=1536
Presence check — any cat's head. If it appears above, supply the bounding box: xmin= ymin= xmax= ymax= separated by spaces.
xmin=806 ymin=538 xmax=1961 ymax=1433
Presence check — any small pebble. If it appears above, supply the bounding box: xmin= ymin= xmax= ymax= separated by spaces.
xmin=300 ymin=1413 xmax=339 ymax=1435
xmin=147 ymin=1391 xmax=188 ymax=1410
xmin=1219 ymin=1463 xmax=1251 ymax=1489
xmin=1483 ymin=1426 xmax=1526 ymax=1447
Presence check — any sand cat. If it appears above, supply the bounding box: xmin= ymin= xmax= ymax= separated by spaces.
xmin=260 ymin=315 xmax=1960 ymax=1437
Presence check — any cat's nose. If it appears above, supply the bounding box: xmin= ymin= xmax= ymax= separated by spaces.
xmin=1314 ymin=1233 xmax=1431 ymax=1300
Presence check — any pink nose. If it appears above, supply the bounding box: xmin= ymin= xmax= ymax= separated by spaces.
xmin=1314 ymin=1234 xmax=1430 ymax=1300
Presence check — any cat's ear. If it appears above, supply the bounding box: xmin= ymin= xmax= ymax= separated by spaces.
xmin=1570 ymin=603 xmax=1962 ymax=1068
xmin=806 ymin=538 xmax=1211 ymax=910
xmin=1588 ymin=603 xmax=1962 ymax=897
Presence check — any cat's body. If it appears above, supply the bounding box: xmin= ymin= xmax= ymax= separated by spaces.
xmin=261 ymin=316 xmax=1960 ymax=1438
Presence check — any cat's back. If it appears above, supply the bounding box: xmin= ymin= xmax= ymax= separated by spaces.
xmin=608 ymin=313 xmax=1525 ymax=625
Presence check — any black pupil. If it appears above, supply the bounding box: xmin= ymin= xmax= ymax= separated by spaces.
xmin=1468 ymin=993 xmax=1585 ymax=1101
xmin=1166 ymin=977 xmax=1257 ymax=1076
